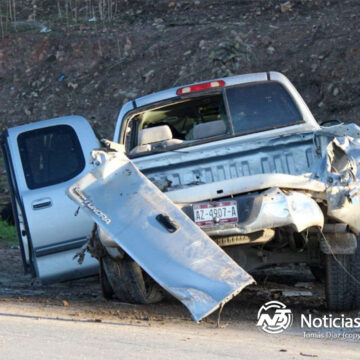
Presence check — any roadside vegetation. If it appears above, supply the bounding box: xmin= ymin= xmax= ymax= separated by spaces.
xmin=0 ymin=219 xmax=17 ymax=246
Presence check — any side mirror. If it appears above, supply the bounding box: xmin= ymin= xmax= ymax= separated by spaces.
xmin=319 ymin=119 xmax=343 ymax=127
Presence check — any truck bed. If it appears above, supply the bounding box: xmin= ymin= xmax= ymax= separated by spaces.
xmin=135 ymin=130 xmax=317 ymax=192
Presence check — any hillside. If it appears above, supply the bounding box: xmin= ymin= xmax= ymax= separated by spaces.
xmin=0 ymin=0 xmax=359 ymax=140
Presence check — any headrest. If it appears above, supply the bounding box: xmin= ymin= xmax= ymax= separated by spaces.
xmin=193 ymin=120 xmax=226 ymax=140
xmin=138 ymin=125 xmax=173 ymax=145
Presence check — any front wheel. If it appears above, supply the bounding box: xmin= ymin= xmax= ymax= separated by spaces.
xmin=325 ymin=238 xmax=360 ymax=311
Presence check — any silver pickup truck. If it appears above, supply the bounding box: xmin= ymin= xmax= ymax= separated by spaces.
xmin=3 ymin=71 xmax=360 ymax=319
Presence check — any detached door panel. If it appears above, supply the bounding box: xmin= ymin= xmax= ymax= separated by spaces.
xmin=3 ymin=116 xmax=99 ymax=283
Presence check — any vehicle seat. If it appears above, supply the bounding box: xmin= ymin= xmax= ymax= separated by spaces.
xmin=130 ymin=125 xmax=183 ymax=155
xmin=192 ymin=120 xmax=226 ymax=140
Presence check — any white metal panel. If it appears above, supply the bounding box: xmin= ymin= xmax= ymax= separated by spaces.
xmin=113 ymin=101 xmax=134 ymax=143
xmin=67 ymin=150 xmax=254 ymax=321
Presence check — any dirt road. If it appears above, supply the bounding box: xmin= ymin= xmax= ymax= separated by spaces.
xmin=1 ymin=247 xmax=360 ymax=358
xmin=1 ymin=303 xmax=360 ymax=360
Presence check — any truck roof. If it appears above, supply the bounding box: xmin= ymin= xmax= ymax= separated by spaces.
xmin=134 ymin=72 xmax=269 ymax=108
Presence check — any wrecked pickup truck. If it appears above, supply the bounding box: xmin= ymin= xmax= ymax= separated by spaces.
xmin=2 ymin=71 xmax=360 ymax=319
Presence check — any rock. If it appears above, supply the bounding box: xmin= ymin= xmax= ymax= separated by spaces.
xmin=311 ymin=64 xmax=318 ymax=72
xmin=143 ymin=70 xmax=154 ymax=83
xmin=168 ymin=1 xmax=176 ymax=8
xmin=124 ymin=38 xmax=132 ymax=53
xmin=333 ymin=87 xmax=339 ymax=96
xmin=67 ymin=82 xmax=78 ymax=90
xmin=261 ymin=35 xmax=272 ymax=46
xmin=114 ymin=89 xmax=138 ymax=98
xmin=267 ymin=46 xmax=275 ymax=55
xmin=282 ymin=290 xmax=312 ymax=297
xmin=57 ymin=73 xmax=66 ymax=82
xmin=56 ymin=50 xmax=65 ymax=61
xmin=280 ymin=1 xmax=292 ymax=13
xmin=178 ymin=65 xmax=186 ymax=76
xmin=40 ymin=26 xmax=52 ymax=33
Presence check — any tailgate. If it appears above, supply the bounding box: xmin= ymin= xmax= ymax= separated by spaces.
xmin=67 ymin=149 xmax=254 ymax=321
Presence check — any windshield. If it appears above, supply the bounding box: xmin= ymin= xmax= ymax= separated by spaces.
xmin=125 ymin=81 xmax=303 ymax=156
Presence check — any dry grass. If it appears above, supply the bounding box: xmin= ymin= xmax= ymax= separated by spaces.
xmin=0 ymin=0 xmax=135 ymax=37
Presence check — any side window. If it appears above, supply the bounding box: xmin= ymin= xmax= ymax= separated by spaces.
xmin=226 ymin=82 xmax=303 ymax=135
xmin=17 ymin=125 xmax=85 ymax=190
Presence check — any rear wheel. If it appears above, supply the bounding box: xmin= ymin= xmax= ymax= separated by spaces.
xmin=325 ymin=238 xmax=360 ymax=311
xmin=99 ymin=258 xmax=114 ymax=300
xmin=101 ymin=255 xmax=163 ymax=304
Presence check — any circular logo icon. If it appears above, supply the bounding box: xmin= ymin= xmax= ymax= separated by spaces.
xmin=256 ymin=300 xmax=293 ymax=334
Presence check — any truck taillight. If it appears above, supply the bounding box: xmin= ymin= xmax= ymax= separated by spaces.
xmin=176 ymin=80 xmax=225 ymax=95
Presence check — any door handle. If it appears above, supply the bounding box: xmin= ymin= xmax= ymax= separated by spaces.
xmin=32 ymin=198 xmax=52 ymax=210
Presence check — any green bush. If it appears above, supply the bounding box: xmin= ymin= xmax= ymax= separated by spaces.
xmin=0 ymin=219 xmax=18 ymax=245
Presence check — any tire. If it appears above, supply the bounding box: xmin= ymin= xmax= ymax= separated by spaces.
xmin=325 ymin=239 xmax=360 ymax=311
xmin=99 ymin=258 xmax=114 ymax=300
xmin=101 ymin=255 xmax=163 ymax=304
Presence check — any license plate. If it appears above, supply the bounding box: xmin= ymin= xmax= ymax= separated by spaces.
xmin=193 ymin=201 xmax=238 ymax=227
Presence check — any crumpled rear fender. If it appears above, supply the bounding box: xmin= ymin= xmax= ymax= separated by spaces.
xmin=230 ymin=187 xmax=324 ymax=234
xmin=312 ymin=132 xmax=360 ymax=234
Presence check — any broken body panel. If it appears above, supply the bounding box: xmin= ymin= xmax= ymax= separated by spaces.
xmin=67 ymin=149 xmax=254 ymax=321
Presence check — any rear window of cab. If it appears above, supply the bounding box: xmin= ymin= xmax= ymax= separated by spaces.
xmin=125 ymin=81 xmax=304 ymax=156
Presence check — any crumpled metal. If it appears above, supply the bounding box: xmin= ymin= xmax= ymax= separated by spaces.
xmin=67 ymin=149 xmax=254 ymax=322
xmin=232 ymin=187 xmax=324 ymax=233
xmin=321 ymin=136 xmax=360 ymax=233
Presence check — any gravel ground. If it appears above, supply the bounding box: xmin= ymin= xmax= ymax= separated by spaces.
xmin=0 ymin=246 xmax=332 ymax=324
